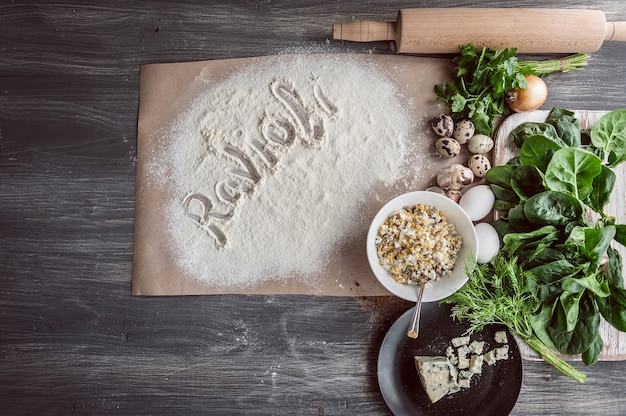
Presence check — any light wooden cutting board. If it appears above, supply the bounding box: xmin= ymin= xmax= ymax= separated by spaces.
xmin=493 ymin=110 xmax=626 ymax=361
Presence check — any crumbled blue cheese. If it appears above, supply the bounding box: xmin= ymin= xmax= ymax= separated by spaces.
xmin=445 ymin=345 xmax=458 ymax=366
xmin=469 ymin=354 xmax=484 ymax=375
xmin=457 ymin=370 xmax=474 ymax=389
xmin=468 ymin=340 xmax=485 ymax=355
xmin=457 ymin=345 xmax=471 ymax=370
xmin=451 ymin=336 xmax=470 ymax=347
xmin=495 ymin=330 xmax=508 ymax=344
xmin=494 ymin=345 xmax=509 ymax=360
xmin=484 ymin=350 xmax=497 ymax=366
xmin=414 ymin=330 xmax=511 ymax=402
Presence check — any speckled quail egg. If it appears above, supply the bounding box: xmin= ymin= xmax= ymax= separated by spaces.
xmin=431 ymin=113 xmax=454 ymax=138
xmin=467 ymin=134 xmax=494 ymax=154
xmin=453 ymin=119 xmax=475 ymax=145
xmin=468 ymin=154 xmax=491 ymax=177
xmin=435 ymin=137 xmax=461 ymax=158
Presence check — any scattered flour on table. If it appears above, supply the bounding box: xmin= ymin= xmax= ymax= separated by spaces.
xmin=150 ymin=54 xmax=431 ymax=289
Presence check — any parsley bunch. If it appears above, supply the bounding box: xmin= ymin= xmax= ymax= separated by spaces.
xmin=435 ymin=45 xmax=588 ymax=136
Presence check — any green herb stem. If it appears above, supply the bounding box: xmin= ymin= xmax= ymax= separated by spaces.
xmin=522 ymin=335 xmax=589 ymax=383
xmin=521 ymin=53 xmax=590 ymax=76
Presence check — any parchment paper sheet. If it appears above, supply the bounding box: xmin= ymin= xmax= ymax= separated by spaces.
xmin=132 ymin=54 xmax=456 ymax=297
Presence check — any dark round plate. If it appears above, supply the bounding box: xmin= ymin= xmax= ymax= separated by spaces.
xmin=377 ymin=303 xmax=523 ymax=416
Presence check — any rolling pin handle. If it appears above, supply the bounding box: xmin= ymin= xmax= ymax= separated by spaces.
xmin=605 ymin=22 xmax=626 ymax=42
xmin=332 ymin=20 xmax=397 ymax=43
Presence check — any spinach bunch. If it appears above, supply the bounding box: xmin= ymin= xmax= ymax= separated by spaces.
xmin=487 ymin=108 xmax=626 ymax=367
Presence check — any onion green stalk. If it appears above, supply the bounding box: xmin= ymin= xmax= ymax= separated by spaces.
xmin=521 ymin=53 xmax=590 ymax=76
xmin=441 ymin=253 xmax=588 ymax=383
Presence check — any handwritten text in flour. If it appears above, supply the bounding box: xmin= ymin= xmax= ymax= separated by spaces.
xmin=181 ymin=78 xmax=339 ymax=248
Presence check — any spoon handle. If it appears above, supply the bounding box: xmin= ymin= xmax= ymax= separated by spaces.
xmin=407 ymin=283 xmax=425 ymax=339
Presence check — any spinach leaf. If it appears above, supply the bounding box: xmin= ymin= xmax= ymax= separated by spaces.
xmin=544 ymin=148 xmax=603 ymax=200
xmin=485 ymin=164 xmax=516 ymax=189
xmin=490 ymin=218 xmax=516 ymax=238
xmin=524 ymin=248 xmax=566 ymax=269
xmin=597 ymin=287 xmax=626 ymax=332
xmin=615 ymin=224 xmax=626 ymax=248
xmin=590 ymin=109 xmax=626 ymax=168
xmin=511 ymin=165 xmax=544 ymax=200
xmin=524 ymin=191 xmax=583 ymax=226
xmin=565 ymin=225 xmax=616 ymax=269
xmin=548 ymin=291 xmax=600 ymax=355
xmin=507 ymin=202 xmax=534 ymax=232
xmin=490 ymin=183 xmax=519 ymax=202
xmin=530 ymin=303 xmax=558 ymax=349
xmin=511 ymin=121 xmax=560 ymax=148
xmin=502 ymin=225 xmax=559 ymax=253
xmin=559 ymin=290 xmax=584 ymax=332
xmin=526 ymin=259 xmax=578 ymax=284
xmin=596 ymin=246 xmax=626 ymax=331
xmin=519 ymin=135 xmax=564 ymax=172
xmin=603 ymin=246 xmax=624 ymax=289
xmin=586 ymin=226 xmax=616 ymax=269
xmin=539 ymin=281 xmax=565 ymax=303
xmin=562 ymin=273 xmax=610 ymax=299
xmin=581 ymin=333 xmax=603 ymax=365
xmin=585 ymin=165 xmax=616 ymax=215
xmin=546 ymin=107 xmax=582 ymax=148
xmin=494 ymin=200 xmax=518 ymax=211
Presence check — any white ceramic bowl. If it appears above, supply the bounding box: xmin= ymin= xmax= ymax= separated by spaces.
xmin=366 ymin=191 xmax=478 ymax=302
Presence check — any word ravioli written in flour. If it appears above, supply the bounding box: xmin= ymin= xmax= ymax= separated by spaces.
xmin=182 ymin=78 xmax=339 ymax=248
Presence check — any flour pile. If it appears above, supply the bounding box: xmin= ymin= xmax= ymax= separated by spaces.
xmin=153 ymin=54 xmax=426 ymax=288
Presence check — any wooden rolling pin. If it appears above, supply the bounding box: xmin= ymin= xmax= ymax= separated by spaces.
xmin=333 ymin=8 xmax=626 ymax=53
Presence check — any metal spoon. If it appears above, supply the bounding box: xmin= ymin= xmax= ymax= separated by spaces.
xmin=406 ymin=282 xmax=425 ymax=339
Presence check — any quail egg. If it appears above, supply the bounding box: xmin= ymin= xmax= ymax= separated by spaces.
xmin=453 ymin=119 xmax=475 ymax=145
xmin=435 ymin=137 xmax=461 ymax=158
xmin=468 ymin=154 xmax=491 ymax=177
xmin=431 ymin=113 xmax=454 ymax=138
xmin=467 ymin=134 xmax=494 ymax=154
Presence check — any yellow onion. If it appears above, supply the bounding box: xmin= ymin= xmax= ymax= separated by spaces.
xmin=506 ymin=75 xmax=548 ymax=112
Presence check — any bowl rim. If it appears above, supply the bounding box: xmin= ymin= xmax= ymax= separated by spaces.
xmin=366 ymin=191 xmax=478 ymax=302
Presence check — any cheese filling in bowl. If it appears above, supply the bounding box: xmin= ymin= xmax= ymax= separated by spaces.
xmin=375 ymin=203 xmax=463 ymax=286
xmin=366 ymin=191 xmax=478 ymax=302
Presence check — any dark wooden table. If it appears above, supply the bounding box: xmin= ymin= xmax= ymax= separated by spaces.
xmin=2 ymin=1 xmax=625 ymax=415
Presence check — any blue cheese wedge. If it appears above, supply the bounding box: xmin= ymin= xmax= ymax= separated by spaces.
xmin=414 ymin=356 xmax=454 ymax=403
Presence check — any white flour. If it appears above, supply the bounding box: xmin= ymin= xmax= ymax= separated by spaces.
xmin=153 ymin=54 xmax=428 ymax=288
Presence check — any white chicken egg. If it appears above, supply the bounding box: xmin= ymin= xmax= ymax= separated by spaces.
xmin=474 ymin=222 xmax=500 ymax=263
xmin=459 ymin=185 xmax=495 ymax=221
